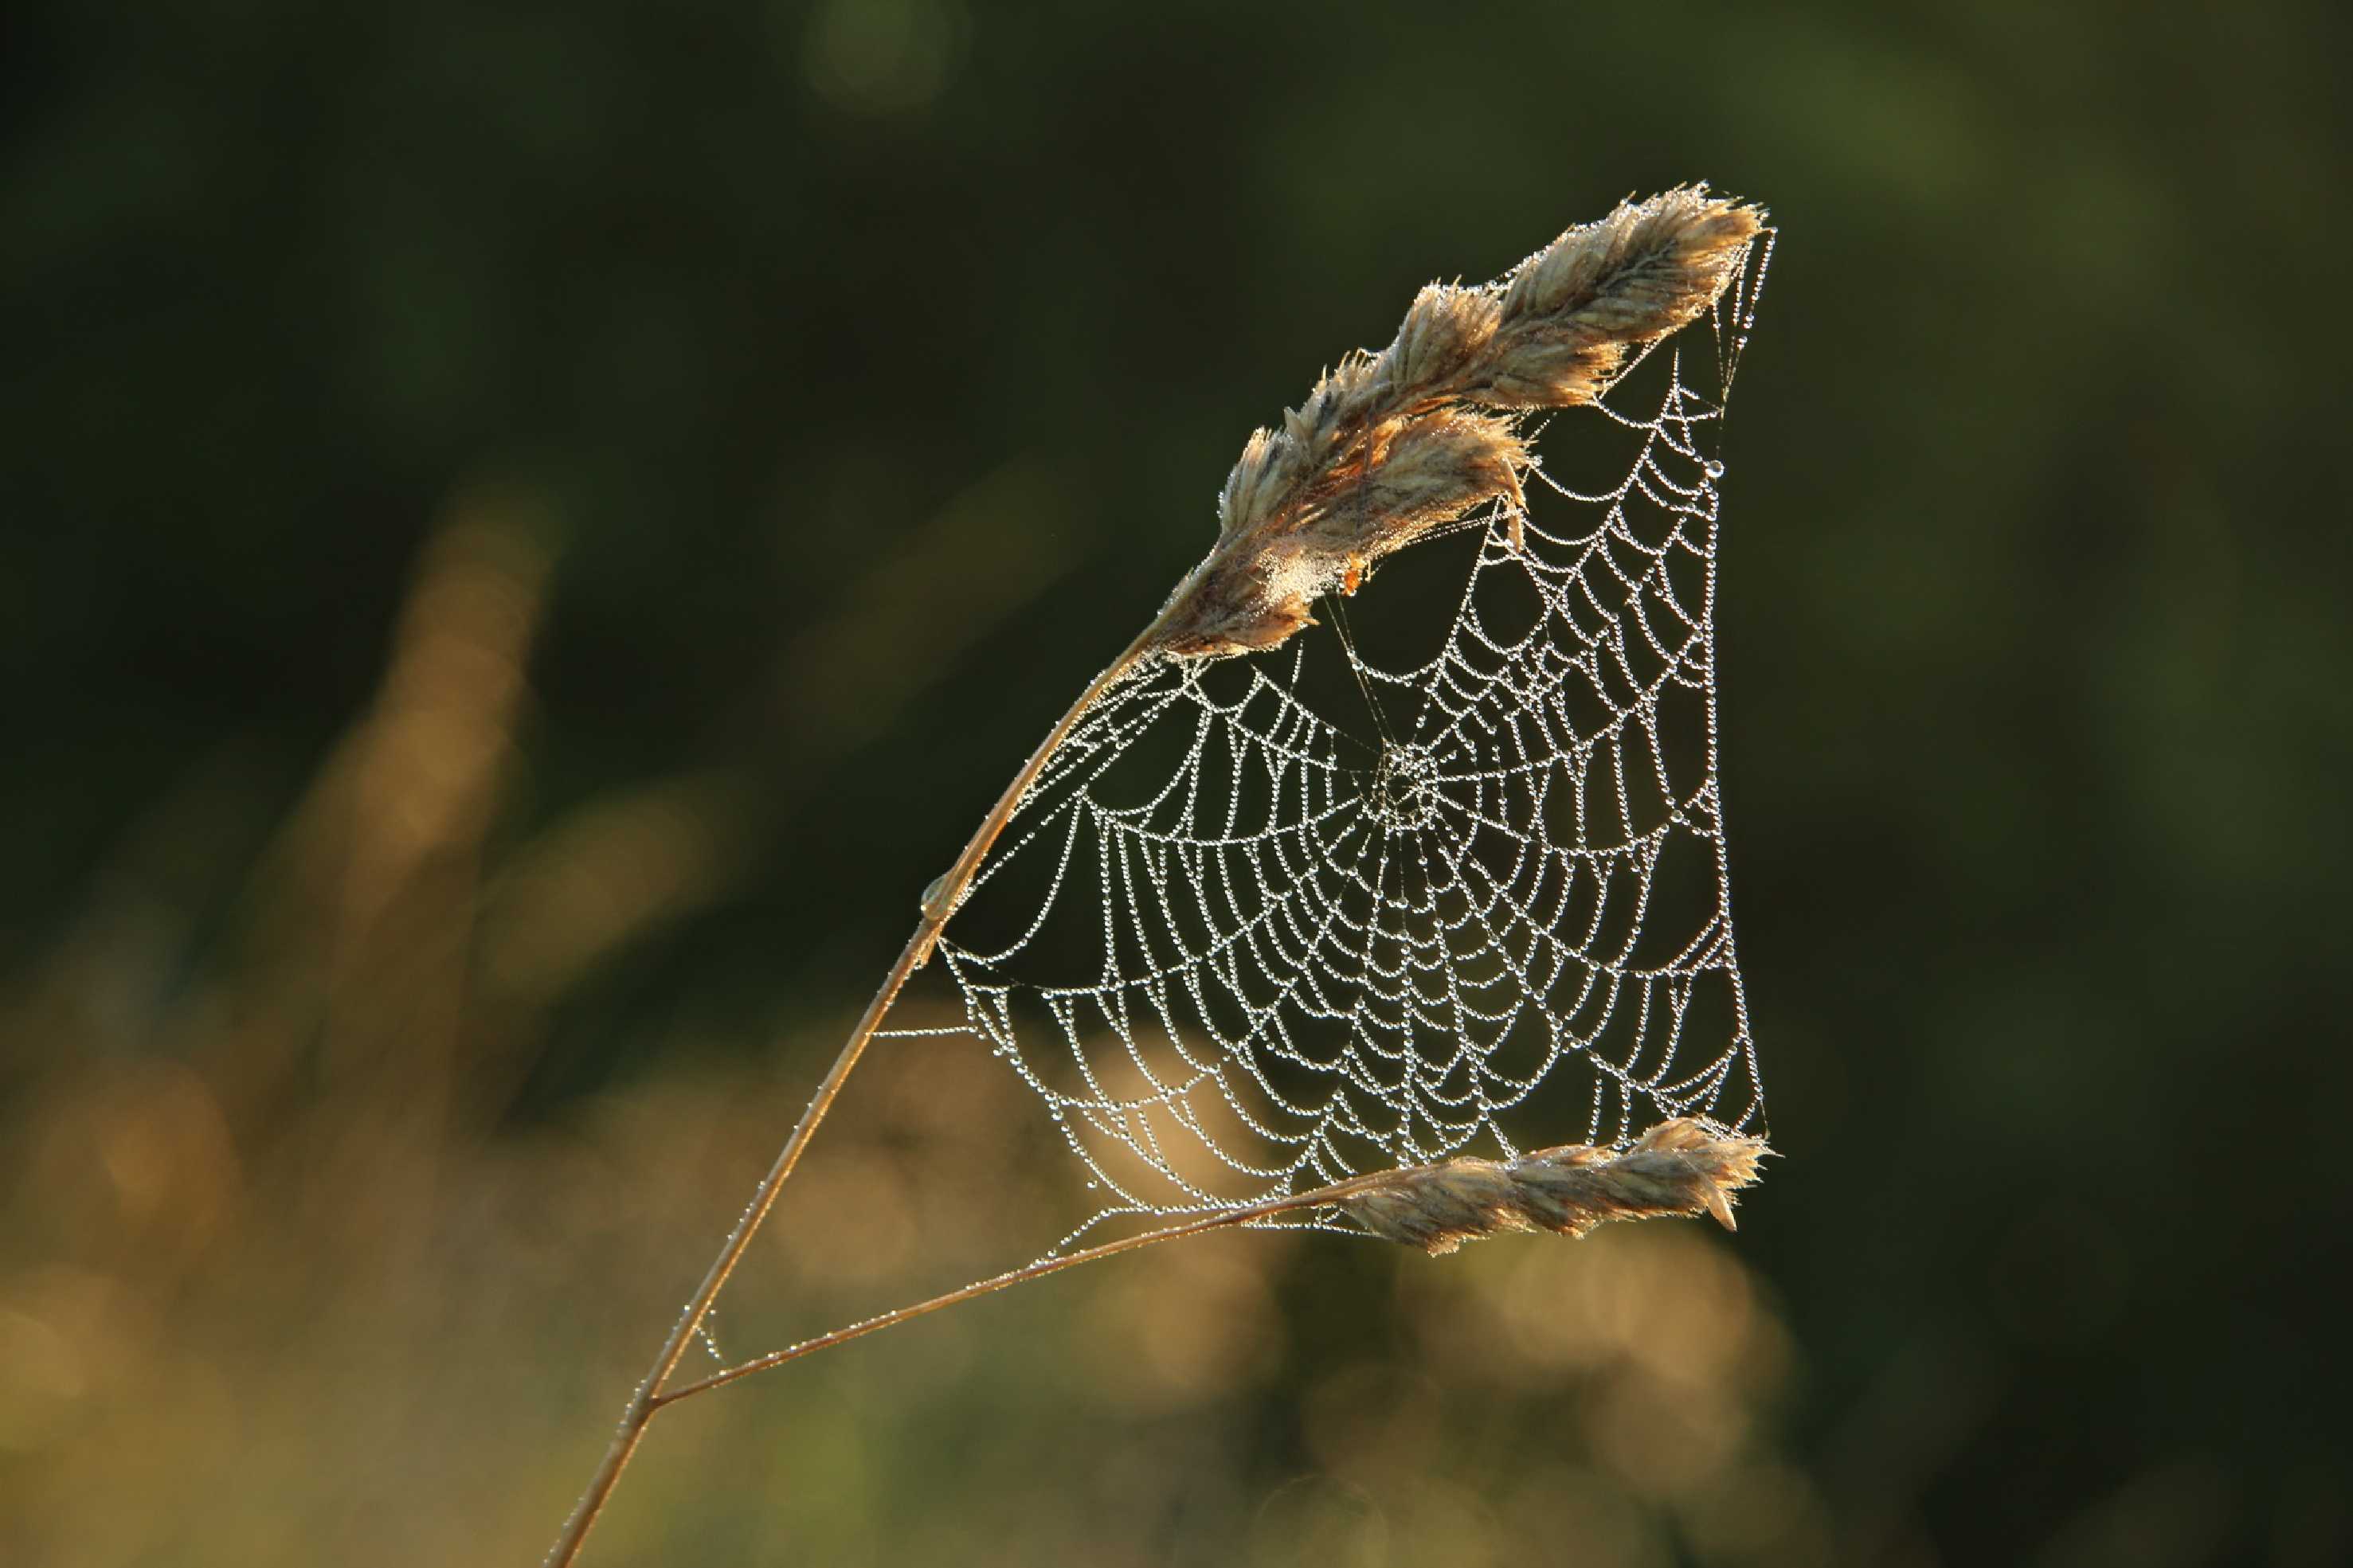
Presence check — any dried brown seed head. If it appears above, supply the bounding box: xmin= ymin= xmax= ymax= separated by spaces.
xmin=1155 ymin=186 xmax=1765 ymax=661
xmin=1338 ymin=1118 xmax=1771 ymax=1256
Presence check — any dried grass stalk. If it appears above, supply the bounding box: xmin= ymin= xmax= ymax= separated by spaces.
xmin=1156 ymin=186 xmax=1763 ymax=658
xmin=1340 ymin=1118 xmax=1771 ymax=1256
xmin=547 ymin=189 xmax=1769 ymax=1568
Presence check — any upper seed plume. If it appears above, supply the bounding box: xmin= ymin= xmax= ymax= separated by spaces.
xmin=1154 ymin=186 xmax=1764 ymax=659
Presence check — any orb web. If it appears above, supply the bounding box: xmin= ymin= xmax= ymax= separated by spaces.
xmin=886 ymin=242 xmax=1771 ymax=1252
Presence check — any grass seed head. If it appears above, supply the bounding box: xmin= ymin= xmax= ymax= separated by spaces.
xmin=1339 ymin=1119 xmax=1772 ymax=1256
xmin=1155 ymin=187 xmax=1764 ymax=659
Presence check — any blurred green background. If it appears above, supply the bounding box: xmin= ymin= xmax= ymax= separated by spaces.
xmin=5 ymin=2 xmax=2348 ymax=1564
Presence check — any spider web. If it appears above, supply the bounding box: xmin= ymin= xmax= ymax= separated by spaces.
xmin=887 ymin=242 xmax=1771 ymax=1253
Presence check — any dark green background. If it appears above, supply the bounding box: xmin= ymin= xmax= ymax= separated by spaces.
xmin=6 ymin=2 xmax=2347 ymax=1564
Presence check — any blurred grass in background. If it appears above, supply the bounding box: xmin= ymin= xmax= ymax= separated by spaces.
xmin=3 ymin=1 xmax=2348 ymax=1563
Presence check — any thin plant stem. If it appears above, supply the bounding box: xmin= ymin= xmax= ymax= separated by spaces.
xmin=652 ymin=1170 xmax=1399 ymax=1407
xmin=544 ymin=619 xmax=1168 ymax=1568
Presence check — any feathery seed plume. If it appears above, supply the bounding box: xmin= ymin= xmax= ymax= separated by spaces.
xmin=1339 ymin=1117 xmax=1770 ymax=1256
xmin=1154 ymin=187 xmax=1764 ymax=659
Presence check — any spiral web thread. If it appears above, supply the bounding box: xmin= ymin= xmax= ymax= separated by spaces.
xmin=885 ymin=245 xmax=1771 ymax=1256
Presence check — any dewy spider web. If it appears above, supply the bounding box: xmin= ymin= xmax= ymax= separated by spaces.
xmin=888 ymin=243 xmax=1771 ymax=1257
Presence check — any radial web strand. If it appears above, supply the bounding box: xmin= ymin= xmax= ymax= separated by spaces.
xmin=885 ymin=246 xmax=1772 ymax=1255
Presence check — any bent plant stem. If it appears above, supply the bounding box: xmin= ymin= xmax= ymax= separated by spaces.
xmin=544 ymin=620 xmax=1169 ymax=1568
xmin=652 ymin=1171 xmax=1400 ymax=1407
